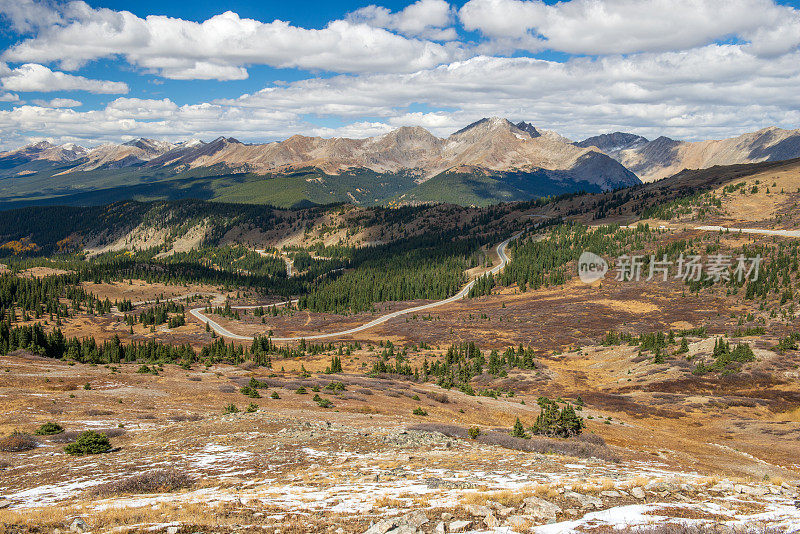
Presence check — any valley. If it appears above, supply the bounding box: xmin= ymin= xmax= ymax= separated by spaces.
xmin=2 ymin=155 xmax=800 ymax=532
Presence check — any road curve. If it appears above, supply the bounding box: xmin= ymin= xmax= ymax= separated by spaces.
xmin=189 ymin=232 xmax=523 ymax=342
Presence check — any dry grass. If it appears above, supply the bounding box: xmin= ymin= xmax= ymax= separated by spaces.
xmin=0 ymin=431 xmax=37 ymax=452
xmin=408 ymin=423 xmax=619 ymax=462
xmin=91 ymin=469 xmax=194 ymax=496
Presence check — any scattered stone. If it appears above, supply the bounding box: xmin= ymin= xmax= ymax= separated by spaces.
xmin=600 ymin=490 xmax=621 ymax=498
xmin=484 ymin=512 xmax=500 ymax=528
xmin=434 ymin=522 xmax=446 ymax=534
xmin=710 ymin=481 xmax=734 ymax=493
xmin=448 ymin=520 xmax=472 ymax=533
xmin=522 ymin=496 xmax=562 ymax=522
xmin=166 ymin=527 xmax=179 ymax=534
xmin=631 ymin=487 xmax=646 ymax=499
xmin=362 ymin=510 xmax=428 ymax=534
xmin=0 ymin=499 xmax=11 ymax=509
xmin=485 ymin=500 xmax=514 ymax=517
xmin=505 ymin=515 xmax=533 ymax=530
xmin=565 ymin=492 xmax=602 ymax=510
xmin=464 ymin=504 xmax=491 ymax=517
xmin=440 ymin=513 xmax=453 ymax=522
xmin=68 ymin=518 xmax=88 ymax=533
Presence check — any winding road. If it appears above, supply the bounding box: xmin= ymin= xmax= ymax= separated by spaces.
xmin=188 ymin=232 xmax=523 ymax=342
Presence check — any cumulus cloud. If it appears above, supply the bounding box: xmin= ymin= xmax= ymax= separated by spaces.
xmin=459 ymin=0 xmax=792 ymax=55
xmin=348 ymin=0 xmax=457 ymax=40
xmin=31 ymin=97 xmax=81 ymax=107
xmin=2 ymin=0 xmax=800 ymax=149
xmin=1 ymin=5 xmax=464 ymax=79
xmin=1 ymin=63 xmax=129 ymax=93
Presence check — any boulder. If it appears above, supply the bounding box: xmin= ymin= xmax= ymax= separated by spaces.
xmin=523 ymin=496 xmax=562 ymax=522
xmin=362 ymin=510 xmax=428 ymax=534
xmin=68 ymin=518 xmax=88 ymax=533
xmin=464 ymin=504 xmax=491 ymax=517
xmin=448 ymin=520 xmax=472 ymax=532
xmin=565 ymin=491 xmax=602 ymax=510
xmin=484 ymin=512 xmax=500 ymax=528
xmin=631 ymin=487 xmax=646 ymax=499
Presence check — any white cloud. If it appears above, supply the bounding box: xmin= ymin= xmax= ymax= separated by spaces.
xmin=0 ymin=92 xmax=20 ymax=102
xmin=1 ymin=5 xmax=464 ymax=80
xmin=31 ymin=97 xmax=81 ymax=107
xmin=1 ymin=63 xmax=129 ymax=93
xmin=459 ymin=0 xmax=792 ymax=55
xmin=348 ymin=0 xmax=457 ymax=40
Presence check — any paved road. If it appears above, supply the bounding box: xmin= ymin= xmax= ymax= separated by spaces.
xmin=695 ymin=225 xmax=800 ymax=238
xmin=189 ymin=232 xmax=523 ymax=342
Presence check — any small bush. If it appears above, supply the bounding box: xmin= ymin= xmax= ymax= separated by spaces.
xmin=296 ymin=386 xmax=308 ymax=394
xmin=35 ymin=422 xmax=64 ymax=435
xmin=0 ymin=431 xmax=37 ymax=452
xmin=270 ymin=391 xmax=280 ymax=399
xmin=240 ymin=385 xmax=261 ymax=398
xmin=325 ymin=381 xmax=346 ymax=392
xmin=245 ymin=402 xmax=258 ymax=413
xmin=467 ymin=427 xmax=481 ymax=439
xmin=93 ymin=469 xmax=193 ymax=496
xmin=223 ymin=403 xmax=239 ymax=414
xmin=412 ymin=407 xmax=428 ymax=416
xmin=64 ymin=431 xmax=111 ymax=455
xmin=313 ymin=394 xmax=334 ymax=408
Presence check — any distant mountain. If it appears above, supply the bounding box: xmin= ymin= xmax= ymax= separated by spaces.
xmin=575 ymin=132 xmax=649 ymax=157
xmin=589 ymin=127 xmax=800 ymax=182
xmin=0 ymin=118 xmax=639 ymax=209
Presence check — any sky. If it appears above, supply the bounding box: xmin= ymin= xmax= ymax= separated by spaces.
xmin=1 ymin=0 xmax=800 ymax=150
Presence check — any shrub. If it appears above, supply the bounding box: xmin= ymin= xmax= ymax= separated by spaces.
xmin=312 ymin=394 xmax=334 ymax=408
xmin=532 ymin=397 xmax=584 ymax=437
xmin=412 ymin=407 xmax=428 ymax=416
xmin=64 ymin=431 xmax=111 ymax=455
xmin=223 ymin=403 xmax=239 ymax=414
xmin=245 ymin=403 xmax=258 ymax=413
xmin=325 ymin=381 xmax=346 ymax=392
xmin=35 ymin=422 xmax=64 ymax=435
xmin=511 ymin=417 xmax=528 ymax=438
xmin=467 ymin=426 xmax=481 ymax=439
xmin=240 ymin=385 xmax=261 ymax=398
xmin=270 ymin=391 xmax=280 ymax=399
xmin=83 ymin=383 xmax=92 ymax=390
xmin=92 ymin=469 xmax=193 ymax=496
xmin=0 ymin=431 xmax=37 ymax=452
xmin=296 ymin=386 xmax=308 ymax=394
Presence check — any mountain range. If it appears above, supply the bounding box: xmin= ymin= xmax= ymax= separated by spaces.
xmin=577 ymin=126 xmax=800 ymax=182
xmin=1 ymin=117 xmax=799 ymax=209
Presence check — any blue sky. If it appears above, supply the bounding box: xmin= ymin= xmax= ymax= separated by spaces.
xmin=1 ymin=0 xmax=800 ymax=149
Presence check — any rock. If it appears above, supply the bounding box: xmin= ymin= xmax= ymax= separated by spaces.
xmin=448 ymin=520 xmax=472 ymax=533
xmin=464 ymin=504 xmax=491 ymax=517
xmin=631 ymin=487 xmax=646 ymax=499
xmin=69 ymin=518 xmax=88 ymax=533
xmin=362 ymin=511 xmax=428 ymax=534
xmin=485 ymin=500 xmax=514 ymax=517
xmin=441 ymin=513 xmax=453 ymax=522
xmin=600 ymin=490 xmax=621 ymax=498
xmin=504 ymin=515 xmax=534 ymax=529
xmin=166 ymin=527 xmax=179 ymax=534
xmin=484 ymin=512 xmax=500 ymax=528
xmin=523 ymin=496 xmax=562 ymax=522
xmin=736 ymin=485 xmax=768 ymax=497
xmin=0 ymin=499 xmax=11 ymax=509
xmin=565 ymin=492 xmax=602 ymax=510
xmin=434 ymin=522 xmax=446 ymax=534
xmin=710 ymin=481 xmax=734 ymax=493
